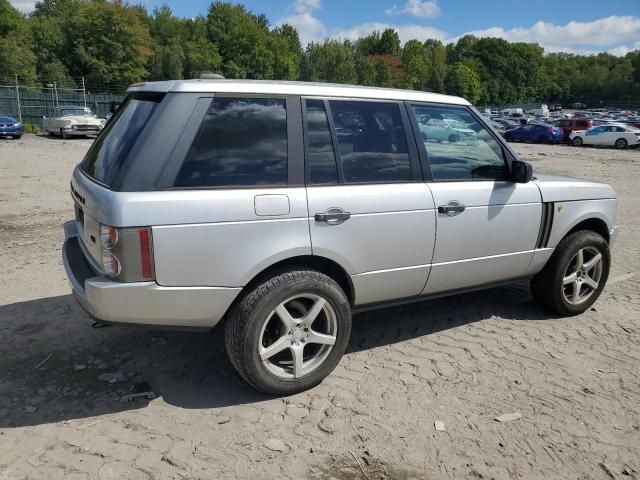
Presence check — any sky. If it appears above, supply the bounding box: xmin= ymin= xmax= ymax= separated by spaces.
xmin=9 ymin=0 xmax=640 ymax=56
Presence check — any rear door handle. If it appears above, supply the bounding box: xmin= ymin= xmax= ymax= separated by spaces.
xmin=438 ymin=201 xmax=466 ymax=216
xmin=315 ymin=207 xmax=351 ymax=225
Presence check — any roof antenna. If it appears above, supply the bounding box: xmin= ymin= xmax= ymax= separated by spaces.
xmin=199 ymin=72 xmax=225 ymax=79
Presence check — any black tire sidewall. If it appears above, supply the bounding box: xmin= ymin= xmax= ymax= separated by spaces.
xmin=572 ymin=137 xmax=583 ymax=146
xmin=546 ymin=232 xmax=610 ymax=315
xmin=230 ymin=270 xmax=351 ymax=395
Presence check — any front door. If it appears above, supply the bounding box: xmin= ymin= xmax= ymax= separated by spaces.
xmin=303 ymin=98 xmax=436 ymax=305
xmin=407 ymin=103 xmax=542 ymax=294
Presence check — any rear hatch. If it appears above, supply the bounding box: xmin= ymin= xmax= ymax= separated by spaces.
xmin=72 ymin=92 xmax=165 ymax=270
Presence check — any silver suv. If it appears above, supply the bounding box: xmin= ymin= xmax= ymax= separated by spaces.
xmin=63 ymin=80 xmax=618 ymax=394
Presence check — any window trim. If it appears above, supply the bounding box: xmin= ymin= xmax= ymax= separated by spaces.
xmin=405 ymin=102 xmax=518 ymax=184
xmin=300 ymin=97 xmax=342 ymax=185
xmin=302 ymin=96 xmax=422 ymax=186
xmin=156 ymin=93 xmax=302 ymax=190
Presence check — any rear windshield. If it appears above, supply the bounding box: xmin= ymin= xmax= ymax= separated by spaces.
xmin=80 ymin=93 xmax=163 ymax=187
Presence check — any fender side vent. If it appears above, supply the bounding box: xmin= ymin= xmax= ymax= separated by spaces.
xmin=536 ymin=202 xmax=555 ymax=249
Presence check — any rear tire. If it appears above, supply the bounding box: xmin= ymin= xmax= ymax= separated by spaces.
xmin=615 ymin=138 xmax=628 ymax=149
xmin=531 ymin=230 xmax=610 ymax=316
xmin=572 ymin=136 xmax=583 ymax=147
xmin=225 ymin=268 xmax=351 ymax=395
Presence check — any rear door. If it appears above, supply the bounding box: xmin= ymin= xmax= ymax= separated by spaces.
xmin=406 ymin=103 xmax=542 ymax=294
xmin=304 ymin=98 xmax=436 ymax=305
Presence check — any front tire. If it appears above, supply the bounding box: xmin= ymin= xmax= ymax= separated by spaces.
xmin=60 ymin=128 xmax=68 ymax=139
xmin=572 ymin=136 xmax=583 ymax=147
xmin=225 ymin=269 xmax=351 ymax=395
xmin=615 ymin=138 xmax=628 ymax=149
xmin=531 ymin=230 xmax=610 ymax=316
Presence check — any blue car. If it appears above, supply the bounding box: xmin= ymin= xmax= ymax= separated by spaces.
xmin=0 ymin=112 xmax=23 ymax=139
xmin=504 ymin=123 xmax=564 ymax=144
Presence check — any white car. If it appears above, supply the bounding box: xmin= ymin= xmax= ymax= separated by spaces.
xmin=570 ymin=124 xmax=640 ymax=149
xmin=418 ymin=117 xmax=476 ymax=143
xmin=43 ymin=106 xmax=105 ymax=139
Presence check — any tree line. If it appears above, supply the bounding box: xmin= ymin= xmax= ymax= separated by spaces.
xmin=1 ymin=0 xmax=639 ymax=106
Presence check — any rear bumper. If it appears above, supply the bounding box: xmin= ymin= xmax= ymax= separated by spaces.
xmin=62 ymin=221 xmax=241 ymax=328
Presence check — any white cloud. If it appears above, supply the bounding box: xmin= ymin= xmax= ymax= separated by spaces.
xmin=293 ymin=0 xmax=321 ymax=14
xmin=334 ymin=22 xmax=446 ymax=44
xmin=8 ymin=0 xmax=36 ymax=13
xmin=453 ymin=16 xmax=640 ymax=55
xmin=277 ymin=0 xmax=327 ymax=45
xmin=386 ymin=0 xmax=441 ymax=18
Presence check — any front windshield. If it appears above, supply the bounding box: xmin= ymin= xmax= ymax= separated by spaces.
xmin=59 ymin=108 xmax=93 ymax=117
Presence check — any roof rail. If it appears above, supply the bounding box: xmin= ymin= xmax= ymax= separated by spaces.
xmin=199 ymin=72 xmax=225 ymax=80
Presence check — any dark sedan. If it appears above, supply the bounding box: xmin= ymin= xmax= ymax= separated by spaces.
xmin=0 ymin=113 xmax=23 ymax=139
xmin=504 ymin=123 xmax=564 ymax=144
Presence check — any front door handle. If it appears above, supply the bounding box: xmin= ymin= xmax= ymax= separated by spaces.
xmin=315 ymin=207 xmax=351 ymax=225
xmin=438 ymin=201 xmax=466 ymax=216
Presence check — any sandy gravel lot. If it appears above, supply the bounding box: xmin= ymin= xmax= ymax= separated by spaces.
xmin=0 ymin=135 xmax=638 ymax=480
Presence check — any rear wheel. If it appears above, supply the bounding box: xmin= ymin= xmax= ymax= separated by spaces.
xmin=225 ymin=269 xmax=351 ymax=395
xmin=572 ymin=136 xmax=583 ymax=147
xmin=531 ymin=230 xmax=610 ymax=316
xmin=615 ymin=138 xmax=628 ymax=149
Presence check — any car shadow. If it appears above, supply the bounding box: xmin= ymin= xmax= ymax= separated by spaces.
xmin=0 ymin=280 xmax=556 ymax=428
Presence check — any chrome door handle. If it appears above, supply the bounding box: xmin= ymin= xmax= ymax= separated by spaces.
xmin=438 ymin=201 xmax=466 ymax=216
xmin=315 ymin=207 xmax=351 ymax=225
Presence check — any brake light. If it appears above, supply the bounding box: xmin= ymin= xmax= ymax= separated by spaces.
xmin=102 ymin=250 xmax=121 ymax=278
xmin=100 ymin=224 xmax=119 ymax=249
xmin=138 ymin=228 xmax=153 ymax=280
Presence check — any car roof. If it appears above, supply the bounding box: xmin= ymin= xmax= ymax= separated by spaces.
xmin=127 ymin=79 xmax=470 ymax=106
xmin=56 ymin=105 xmax=90 ymax=109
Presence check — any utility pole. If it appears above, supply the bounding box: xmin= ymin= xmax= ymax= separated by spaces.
xmin=53 ymin=81 xmax=59 ymax=107
xmin=14 ymin=74 xmax=22 ymax=123
xmin=81 ymin=76 xmax=87 ymax=108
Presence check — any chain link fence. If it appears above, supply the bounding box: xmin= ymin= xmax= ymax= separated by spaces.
xmin=0 ymin=76 xmax=124 ymax=126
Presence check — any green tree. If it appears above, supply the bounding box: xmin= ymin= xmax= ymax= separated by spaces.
xmin=0 ymin=0 xmax=37 ymax=83
xmin=402 ymin=40 xmax=427 ymax=89
xmin=302 ymin=39 xmax=357 ymax=84
xmin=379 ymin=28 xmax=401 ymax=57
xmin=424 ymin=39 xmax=447 ymax=93
xmin=64 ymin=1 xmax=152 ymax=87
xmin=446 ymin=62 xmax=481 ymax=103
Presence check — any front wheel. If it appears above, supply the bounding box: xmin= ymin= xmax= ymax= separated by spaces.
xmin=572 ymin=136 xmax=583 ymax=147
xmin=225 ymin=269 xmax=351 ymax=395
xmin=60 ymin=128 xmax=68 ymax=139
xmin=531 ymin=230 xmax=610 ymax=316
xmin=615 ymin=138 xmax=628 ymax=149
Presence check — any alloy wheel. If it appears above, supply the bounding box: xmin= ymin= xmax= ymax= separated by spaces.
xmin=561 ymin=246 xmax=603 ymax=306
xmin=258 ymin=293 xmax=338 ymax=379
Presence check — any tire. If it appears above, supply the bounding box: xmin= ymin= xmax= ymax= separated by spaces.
xmin=572 ymin=136 xmax=583 ymax=147
xmin=225 ymin=268 xmax=351 ymax=395
xmin=505 ymin=134 xmax=513 ymax=142
xmin=60 ymin=128 xmax=68 ymax=139
xmin=12 ymin=134 xmax=22 ymax=139
xmin=531 ymin=230 xmax=610 ymax=316
xmin=614 ymin=138 xmax=628 ymax=149
xmin=538 ymin=135 xmax=549 ymax=144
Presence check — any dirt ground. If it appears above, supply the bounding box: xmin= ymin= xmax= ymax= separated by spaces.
xmin=0 ymin=135 xmax=638 ymax=480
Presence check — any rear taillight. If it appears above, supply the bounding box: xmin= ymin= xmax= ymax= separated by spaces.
xmin=102 ymin=250 xmax=121 ymax=278
xmin=138 ymin=228 xmax=153 ymax=280
xmin=100 ymin=224 xmax=118 ymax=249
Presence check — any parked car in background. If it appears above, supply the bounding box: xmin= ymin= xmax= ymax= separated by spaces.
xmin=570 ymin=124 xmax=640 ymax=149
xmin=418 ymin=116 xmax=477 ymax=143
xmin=573 ymin=111 xmax=592 ymax=118
xmin=42 ymin=106 xmax=105 ymax=139
xmin=572 ymin=102 xmax=587 ymax=109
xmin=558 ymin=118 xmax=593 ymax=142
xmin=0 ymin=112 xmax=23 ymax=139
xmin=62 ymin=79 xmax=619 ymax=395
xmin=504 ymin=123 xmax=564 ymax=144
xmin=525 ymin=104 xmax=550 ymax=118
xmin=553 ymin=104 xmax=563 ymax=111
xmin=501 ymin=107 xmax=524 ymax=116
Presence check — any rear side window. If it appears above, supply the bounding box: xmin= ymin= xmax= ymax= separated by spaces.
xmin=329 ymin=100 xmax=411 ymax=183
xmin=174 ymin=97 xmax=287 ymax=188
xmin=305 ymin=99 xmax=338 ymax=184
xmin=576 ymin=120 xmax=588 ymax=128
xmin=559 ymin=120 xmax=570 ymax=127
xmin=81 ymin=93 xmax=163 ymax=187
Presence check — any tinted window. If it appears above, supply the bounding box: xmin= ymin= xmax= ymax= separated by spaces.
xmin=81 ymin=93 xmax=163 ymax=187
xmin=329 ymin=100 xmax=411 ymax=183
xmin=305 ymin=99 xmax=338 ymax=184
xmin=559 ymin=120 xmax=570 ymax=127
xmin=175 ymin=98 xmax=287 ymax=188
xmin=411 ymin=105 xmax=507 ymax=181
xmin=576 ymin=120 xmax=589 ymax=127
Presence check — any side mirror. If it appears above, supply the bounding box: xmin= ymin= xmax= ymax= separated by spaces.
xmin=511 ymin=159 xmax=533 ymax=183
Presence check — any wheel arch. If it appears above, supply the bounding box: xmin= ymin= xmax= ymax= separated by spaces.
xmin=237 ymin=255 xmax=355 ymax=306
xmin=565 ymin=217 xmax=610 ymax=243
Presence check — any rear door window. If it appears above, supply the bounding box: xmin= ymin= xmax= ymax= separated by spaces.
xmin=305 ymin=99 xmax=338 ymax=184
xmin=174 ymin=97 xmax=287 ymax=188
xmin=328 ymin=100 xmax=412 ymax=183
